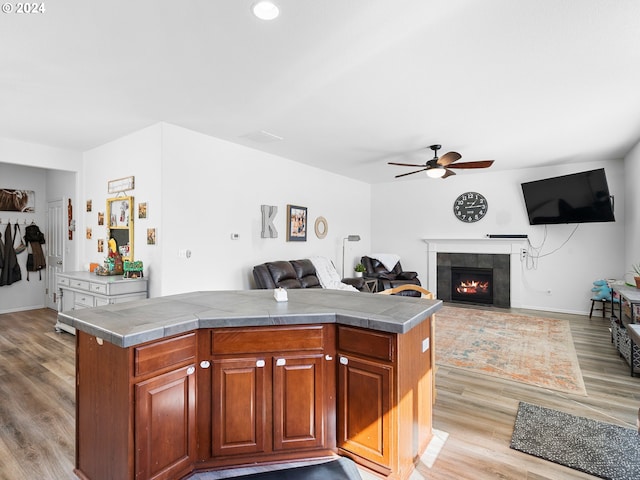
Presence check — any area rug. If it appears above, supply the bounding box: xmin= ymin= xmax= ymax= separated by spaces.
xmin=510 ymin=402 xmax=640 ymax=480
xmin=435 ymin=306 xmax=586 ymax=395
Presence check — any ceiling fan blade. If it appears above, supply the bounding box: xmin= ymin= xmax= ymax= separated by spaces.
xmin=388 ymin=162 xmax=427 ymax=167
xmin=395 ymin=168 xmax=429 ymax=178
xmin=447 ymin=160 xmax=495 ymax=169
xmin=437 ymin=151 xmax=462 ymax=166
xmin=442 ymin=169 xmax=456 ymax=179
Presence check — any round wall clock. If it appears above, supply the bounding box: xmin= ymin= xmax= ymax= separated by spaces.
xmin=453 ymin=192 xmax=488 ymax=223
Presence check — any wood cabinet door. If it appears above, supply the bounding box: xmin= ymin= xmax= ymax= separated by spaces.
xmin=337 ymin=355 xmax=392 ymax=469
xmin=135 ymin=365 xmax=196 ymax=480
xmin=211 ymin=357 xmax=269 ymax=457
xmin=272 ymin=354 xmax=325 ymax=451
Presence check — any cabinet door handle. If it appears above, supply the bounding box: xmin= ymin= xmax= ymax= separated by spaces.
xmin=276 ymin=358 xmax=286 ymax=367
xmin=200 ymin=360 xmax=210 ymax=369
xmin=325 ymin=355 xmax=333 ymax=361
xmin=187 ymin=366 xmax=195 ymax=375
xmin=339 ymin=356 xmax=348 ymax=365
xmin=256 ymin=360 xmax=265 ymax=368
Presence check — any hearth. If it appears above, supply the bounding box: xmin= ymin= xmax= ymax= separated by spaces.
xmin=451 ymin=267 xmax=493 ymax=305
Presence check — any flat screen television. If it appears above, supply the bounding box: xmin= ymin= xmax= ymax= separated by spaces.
xmin=521 ymin=168 xmax=615 ymax=225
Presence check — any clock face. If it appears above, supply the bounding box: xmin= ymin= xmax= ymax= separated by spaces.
xmin=453 ymin=192 xmax=488 ymax=223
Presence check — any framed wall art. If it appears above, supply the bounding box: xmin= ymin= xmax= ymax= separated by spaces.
xmin=0 ymin=189 xmax=35 ymax=212
xmin=286 ymin=204 xmax=307 ymax=242
xmin=138 ymin=202 xmax=147 ymax=219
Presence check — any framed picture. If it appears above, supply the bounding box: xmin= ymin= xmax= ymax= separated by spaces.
xmin=86 ymin=199 xmax=92 ymax=212
xmin=0 ymin=189 xmax=35 ymax=212
xmin=97 ymin=212 xmax=104 ymax=226
xmin=138 ymin=202 xmax=147 ymax=219
xmin=147 ymin=228 xmax=156 ymax=245
xmin=286 ymin=204 xmax=307 ymax=242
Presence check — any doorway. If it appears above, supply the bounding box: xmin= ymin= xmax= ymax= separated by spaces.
xmin=46 ymin=199 xmax=64 ymax=310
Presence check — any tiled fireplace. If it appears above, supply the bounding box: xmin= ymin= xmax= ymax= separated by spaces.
xmin=423 ymin=238 xmax=527 ymax=308
xmin=438 ymin=253 xmax=509 ymax=307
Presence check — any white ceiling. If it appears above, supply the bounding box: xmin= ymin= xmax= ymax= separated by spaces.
xmin=2 ymin=0 xmax=640 ymax=183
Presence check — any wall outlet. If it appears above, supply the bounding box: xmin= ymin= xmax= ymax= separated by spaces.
xmin=230 ymin=233 xmax=239 ymax=240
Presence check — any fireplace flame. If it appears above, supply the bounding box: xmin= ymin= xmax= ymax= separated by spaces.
xmin=456 ymin=280 xmax=489 ymax=295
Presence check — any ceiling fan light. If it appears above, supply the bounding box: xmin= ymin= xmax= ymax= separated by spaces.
xmin=426 ymin=167 xmax=446 ymax=178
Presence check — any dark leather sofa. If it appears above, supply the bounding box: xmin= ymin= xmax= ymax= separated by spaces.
xmin=361 ymin=255 xmax=421 ymax=296
xmin=253 ymin=259 xmax=365 ymax=290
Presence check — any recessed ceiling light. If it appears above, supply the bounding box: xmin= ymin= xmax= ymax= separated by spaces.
xmin=252 ymin=1 xmax=279 ymax=20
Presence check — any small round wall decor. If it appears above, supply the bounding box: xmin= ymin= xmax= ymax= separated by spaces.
xmin=453 ymin=192 xmax=488 ymax=223
xmin=314 ymin=216 xmax=328 ymax=238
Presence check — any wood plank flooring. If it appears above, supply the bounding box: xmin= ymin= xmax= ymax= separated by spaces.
xmin=0 ymin=306 xmax=637 ymax=480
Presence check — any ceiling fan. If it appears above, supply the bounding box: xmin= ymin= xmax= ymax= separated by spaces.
xmin=388 ymin=144 xmax=494 ymax=179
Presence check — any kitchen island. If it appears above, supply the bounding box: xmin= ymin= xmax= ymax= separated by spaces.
xmin=58 ymin=289 xmax=441 ymax=480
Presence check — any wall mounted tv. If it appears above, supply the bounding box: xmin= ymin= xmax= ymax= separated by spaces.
xmin=521 ymin=168 xmax=615 ymax=225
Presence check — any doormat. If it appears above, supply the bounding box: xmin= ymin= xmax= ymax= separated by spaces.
xmin=435 ymin=306 xmax=586 ymax=395
xmin=510 ymin=402 xmax=640 ymax=480
xmin=187 ymin=457 xmax=362 ymax=480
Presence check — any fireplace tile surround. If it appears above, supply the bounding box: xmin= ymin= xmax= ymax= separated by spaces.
xmin=423 ymin=238 xmax=527 ymax=308
xmin=439 ymin=253 xmax=509 ymax=307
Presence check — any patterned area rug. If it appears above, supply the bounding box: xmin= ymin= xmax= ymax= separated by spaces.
xmin=435 ymin=306 xmax=586 ymax=395
xmin=511 ymin=402 xmax=640 ymax=480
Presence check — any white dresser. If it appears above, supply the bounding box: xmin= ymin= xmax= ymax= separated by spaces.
xmin=56 ymin=271 xmax=148 ymax=334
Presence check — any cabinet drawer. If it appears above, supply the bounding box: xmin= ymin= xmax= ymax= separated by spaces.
xmin=70 ymin=279 xmax=90 ymax=290
xmin=90 ymin=283 xmax=107 ymax=294
xmin=338 ymin=326 xmax=395 ymax=362
xmin=74 ymin=294 xmax=94 ymax=308
xmin=212 ymin=326 xmax=325 ymax=355
xmin=134 ymin=333 xmax=196 ymax=377
xmin=58 ymin=277 xmax=70 ymax=287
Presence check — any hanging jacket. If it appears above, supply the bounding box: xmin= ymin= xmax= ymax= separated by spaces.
xmin=24 ymin=223 xmax=46 ymax=281
xmin=0 ymin=222 xmax=22 ymax=286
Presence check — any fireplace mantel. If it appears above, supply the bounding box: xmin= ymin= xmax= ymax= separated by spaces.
xmin=423 ymin=237 xmax=527 ymax=308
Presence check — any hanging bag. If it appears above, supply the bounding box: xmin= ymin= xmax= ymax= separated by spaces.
xmin=13 ymin=224 xmax=26 ymax=254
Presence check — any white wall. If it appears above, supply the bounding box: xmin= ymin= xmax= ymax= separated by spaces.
xmin=81 ymin=124 xmax=163 ymax=295
xmin=79 ymin=123 xmax=371 ymax=298
xmin=624 ymin=140 xmax=640 ymax=283
xmin=371 ymin=160 xmax=625 ymax=314
xmin=159 ymin=123 xmax=371 ymax=295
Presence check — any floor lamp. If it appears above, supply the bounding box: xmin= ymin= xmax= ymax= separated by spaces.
xmin=342 ymin=235 xmax=361 ymax=278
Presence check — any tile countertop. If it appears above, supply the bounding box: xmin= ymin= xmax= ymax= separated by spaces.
xmin=57 ymin=289 xmax=442 ymax=348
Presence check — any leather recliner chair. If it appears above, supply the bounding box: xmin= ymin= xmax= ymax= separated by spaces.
xmin=361 ymin=256 xmax=421 ymax=296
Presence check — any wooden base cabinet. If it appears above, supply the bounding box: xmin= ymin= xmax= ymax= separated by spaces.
xmin=74 ymin=319 xmax=431 ymax=480
xmin=337 ymin=320 xmax=433 ymax=480
xmin=201 ymin=325 xmax=335 ymax=468
xmin=75 ymin=331 xmax=197 ymax=480
xmin=135 ymin=365 xmax=197 ymax=480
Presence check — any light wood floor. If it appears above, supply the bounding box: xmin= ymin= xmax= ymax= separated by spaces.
xmin=0 ymin=307 xmax=638 ymax=480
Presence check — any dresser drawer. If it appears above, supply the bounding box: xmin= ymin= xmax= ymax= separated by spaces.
xmin=70 ymin=279 xmax=90 ymax=291
xmin=58 ymin=277 xmax=70 ymax=287
xmin=74 ymin=294 xmax=94 ymax=308
xmin=134 ymin=333 xmax=197 ymax=377
xmin=90 ymin=283 xmax=107 ymax=294
xmin=338 ymin=326 xmax=395 ymax=362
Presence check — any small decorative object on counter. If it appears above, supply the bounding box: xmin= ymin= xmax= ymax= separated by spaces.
xmin=273 ymin=287 xmax=288 ymax=302
xmin=123 ymin=260 xmax=144 ymax=279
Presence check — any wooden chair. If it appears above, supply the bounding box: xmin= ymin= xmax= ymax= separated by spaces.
xmin=378 ymin=284 xmax=438 ymax=404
